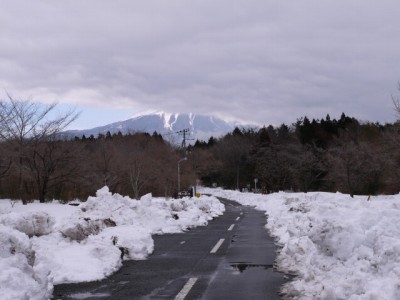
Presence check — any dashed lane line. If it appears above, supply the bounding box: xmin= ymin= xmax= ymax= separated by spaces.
xmin=235 ymin=217 xmax=240 ymax=221
xmin=174 ymin=277 xmax=198 ymax=300
xmin=210 ymin=238 xmax=225 ymax=254
xmin=228 ymin=224 xmax=235 ymax=231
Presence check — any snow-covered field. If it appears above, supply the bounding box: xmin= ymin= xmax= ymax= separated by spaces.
xmin=0 ymin=187 xmax=224 ymax=300
xmin=201 ymin=187 xmax=400 ymax=300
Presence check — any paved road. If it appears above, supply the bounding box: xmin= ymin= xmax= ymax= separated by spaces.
xmin=53 ymin=198 xmax=288 ymax=299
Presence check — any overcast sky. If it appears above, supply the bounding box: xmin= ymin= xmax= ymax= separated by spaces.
xmin=1 ymin=1 xmax=400 ymax=129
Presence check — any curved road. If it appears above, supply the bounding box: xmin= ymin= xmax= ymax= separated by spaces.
xmin=53 ymin=198 xmax=289 ymax=299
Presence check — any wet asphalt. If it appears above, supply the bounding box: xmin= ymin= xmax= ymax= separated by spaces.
xmin=53 ymin=198 xmax=289 ymax=300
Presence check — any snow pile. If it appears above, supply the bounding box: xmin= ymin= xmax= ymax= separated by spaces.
xmin=0 ymin=211 xmax=55 ymax=237
xmin=0 ymin=225 xmax=52 ymax=300
xmin=0 ymin=188 xmax=224 ymax=299
xmin=201 ymin=187 xmax=400 ymax=300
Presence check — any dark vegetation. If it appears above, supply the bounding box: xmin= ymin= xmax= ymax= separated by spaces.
xmin=195 ymin=114 xmax=400 ymax=197
xmin=1 ymin=96 xmax=400 ymax=203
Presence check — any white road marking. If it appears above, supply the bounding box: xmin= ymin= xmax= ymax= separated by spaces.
xmin=240 ymin=212 xmax=243 ymax=215
xmin=180 ymin=241 xmax=186 ymax=245
xmin=210 ymin=238 xmax=225 ymax=254
xmin=228 ymin=224 xmax=235 ymax=231
xmin=174 ymin=277 xmax=198 ymax=300
xmin=235 ymin=217 xmax=240 ymax=221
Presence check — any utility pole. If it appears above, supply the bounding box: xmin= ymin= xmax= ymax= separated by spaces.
xmin=175 ymin=129 xmax=193 ymax=197
xmin=177 ymin=128 xmax=193 ymax=149
xmin=178 ymin=157 xmax=187 ymax=194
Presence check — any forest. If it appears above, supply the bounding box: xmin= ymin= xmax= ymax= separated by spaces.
xmin=1 ymin=96 xmax=400 ymax=203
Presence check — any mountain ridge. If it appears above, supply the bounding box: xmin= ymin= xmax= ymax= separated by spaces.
xmin=65 ymin=111 xmax=257 ymax=142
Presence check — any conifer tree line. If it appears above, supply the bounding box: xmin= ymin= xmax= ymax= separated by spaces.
xmin=193 ymin=114 xmax=400 ymax=197
xmin=1 ymin=96 xmax=400 ymax=203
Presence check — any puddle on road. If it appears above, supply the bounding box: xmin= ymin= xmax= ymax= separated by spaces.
xmin=68 ymin=292 xmax=111 ymax=299
xmin=230 ymin=235 xmax=249 ymax=243
xmin=230 ymin=263 xmax=274 ymax=274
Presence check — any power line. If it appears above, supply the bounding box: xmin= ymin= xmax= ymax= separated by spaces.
xmin=160 ymin=128 xmax=194 ymax=149
xmin=176 ymin=128 xmax=194 ymax=148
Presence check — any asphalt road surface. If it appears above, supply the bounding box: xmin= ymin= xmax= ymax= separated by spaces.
xmin=53 ymin=198 xmax=289 ymax=300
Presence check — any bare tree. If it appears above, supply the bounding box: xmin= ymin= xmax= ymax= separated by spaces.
xmin=26 ymin=138 xmax=82 ymax=202
xmin=0 ymin=155 xmax=11 ymax=178
xmin=119 ymin=134 xmax=156 ymax=199
xmin=0 ymin=95 xmax=79 ymax=204
xmin=392 ymin=82 xmax=400 ymax=119
xmin=291 ymin=145 xmax=327 ymax=192
xmin=97 ymin=139 xmax=119 ymax=188
xmin=253 ymin=144 xmax=294 ymax=192
xmin=326 ymin=140 xmax=385 ymax=196
xmin=0 ymin=100 xmax=13 ymax=178
xmin=128 ymin=158 xmax=148 ymax=199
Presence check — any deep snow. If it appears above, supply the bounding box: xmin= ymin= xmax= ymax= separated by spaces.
xmin=3 ymin=186 xmax=400 ymax=300
xmin=201 ymin=187 xmax=400 ymax=300
xmin=0 ymin=187 xmax=225 ymax=300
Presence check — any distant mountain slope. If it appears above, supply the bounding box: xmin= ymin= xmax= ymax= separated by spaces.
xmin=65 ymin=112 xmax=252 ymax=142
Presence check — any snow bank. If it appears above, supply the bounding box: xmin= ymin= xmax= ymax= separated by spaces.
xmin=0 ymin=188 xmax=224 ymax=299
xmin=0 ymin=211 xmax=55 ymax=237
xmin=201 ymin=187 xmax=400 ymax=300
xmin=0 ymin=225 xmax=52 ymax=300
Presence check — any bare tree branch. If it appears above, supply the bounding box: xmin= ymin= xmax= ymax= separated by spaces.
xmin=0 ymin=95 xmax=80 ymax=203
xmin=392 ymin=82 xmax=400 ymax=120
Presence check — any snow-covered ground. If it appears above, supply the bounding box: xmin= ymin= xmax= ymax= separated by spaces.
xmin=201 ymin=187 xmax=400 ymax=300
xmin=0 ymin=187 xmax=224 ymax=300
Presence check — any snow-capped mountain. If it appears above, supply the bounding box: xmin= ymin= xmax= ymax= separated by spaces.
xmin=66 ymin=112 xmax=252 ymax=142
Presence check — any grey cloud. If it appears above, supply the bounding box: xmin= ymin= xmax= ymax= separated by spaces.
xmin=0 ymin=0 xmax=399 ymax=126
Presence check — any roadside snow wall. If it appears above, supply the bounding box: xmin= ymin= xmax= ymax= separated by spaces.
xmin=0 ymin=187 xmax=225 ymax=299
xmin=202 ymin=188 xmax=400 ymax=300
